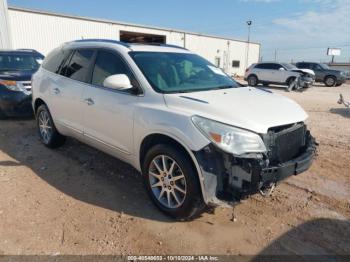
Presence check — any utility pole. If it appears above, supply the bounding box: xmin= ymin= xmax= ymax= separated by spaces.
xmin=274 ymin=49 xmax=278 ymax=62
xmin=245 ymin=20 xmax=252 ymax=70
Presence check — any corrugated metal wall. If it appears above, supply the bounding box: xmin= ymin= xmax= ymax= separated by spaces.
xmin=8 ymin=8 xmax=260 ymax=76
xmin=0 ymin=0 xmax=12 ymax=48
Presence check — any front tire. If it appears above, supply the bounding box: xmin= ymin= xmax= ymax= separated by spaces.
xmin=36 ymin=104 xmax=66 ymax=148
xmin=142 ymin=144 xmax=205 ymax=220
xmin=324 ymin=76 xmax=336 ymax=87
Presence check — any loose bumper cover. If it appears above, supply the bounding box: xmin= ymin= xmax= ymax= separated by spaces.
xmin=194 ymin=129 xmax=317 ymax=205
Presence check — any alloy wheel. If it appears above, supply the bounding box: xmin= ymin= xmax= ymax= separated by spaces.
xmin=38 ymin=110 xmax=52 ymax=144
xmin=148 ymin=155 xmax=187 ymax=209
xmin=326 ymin=77 xmax=335 ymax=87
xmin=248 ymin=76 xmax=257 ymax=86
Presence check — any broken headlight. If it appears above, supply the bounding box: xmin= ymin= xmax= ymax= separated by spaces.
xmin=192 ymin=115 xmax=266 ymax=156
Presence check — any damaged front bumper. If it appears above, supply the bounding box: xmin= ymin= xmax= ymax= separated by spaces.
xmin=194 ymin=129 xmax=317 ymax=206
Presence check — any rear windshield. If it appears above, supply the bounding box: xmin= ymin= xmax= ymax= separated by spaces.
xmin=129 ymin=51 xmax=239 ymax=93
xmin=0 ymin=53 xmax=42 ymax=71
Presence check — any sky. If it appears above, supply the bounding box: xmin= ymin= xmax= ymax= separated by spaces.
xmin=8 ymin=0 xmax=350 ymax=63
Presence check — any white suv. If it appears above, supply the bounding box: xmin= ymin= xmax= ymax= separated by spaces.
xmin=245 ymin=62 xmax=315 ymax=89
xmin=32 ymin=40 xmax=316 ymax=220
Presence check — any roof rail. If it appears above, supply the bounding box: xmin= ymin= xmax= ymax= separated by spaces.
xmin=72 ymin=39 xmax=131 ymax=48
xmin=17 ymin=48 xmax=40 ymax=52
xmin=129 ymin=42 xmax=187 ymax=50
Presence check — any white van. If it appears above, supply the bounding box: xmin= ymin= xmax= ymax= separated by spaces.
xmin=32 ymin=40 xmax=316 ymax=220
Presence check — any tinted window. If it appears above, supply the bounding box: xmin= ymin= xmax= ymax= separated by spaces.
xmin=255 ymin=63 xmax=266 ymax=69
xmin=297 ymin=63 xmax=310 ymax=69
xmin=255 ymin=63 xmax=280 ymax=70
xmin=42 ymin=48 xmax=69 ymax=74
xmin=65 ymin=49 xmax=94 ymax=82
xmin=319 ymin=64 xmax=329 ymax=70
xmin=270 ymin=63 xmax=283 ymax=70
xmin=92 ymin=50 xmax=135 ymax=87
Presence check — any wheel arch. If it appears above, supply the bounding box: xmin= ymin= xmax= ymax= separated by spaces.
xmin=286 ymin=76 xmax=297 ymax=85
xmin=138 ymin=133 xmax=208 ymax=204
xmin=247 ymin=73 xmax=258 ymax=80
xmin=324 ymin=75 xmax=337 ymax=82
xmin=33 ymin=98 xmax=47 ymax=114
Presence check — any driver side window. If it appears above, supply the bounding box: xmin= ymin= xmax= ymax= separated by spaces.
xmin=91 ymin=50 xmax=138 ymax=90
xmin=312 ymin=64 xmax=321 ymax=71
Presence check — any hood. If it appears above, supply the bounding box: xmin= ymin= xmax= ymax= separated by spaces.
xmin=0 ymin=70 xmax=35 ymax=81
xmin=291 ymin=68 xmax=315 ymax=76
xmin=164 ymin=87 xmax=308 ymax=134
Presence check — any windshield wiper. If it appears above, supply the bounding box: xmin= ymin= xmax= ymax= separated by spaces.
xmin=213 ymin=85 xmax=237 ymax=90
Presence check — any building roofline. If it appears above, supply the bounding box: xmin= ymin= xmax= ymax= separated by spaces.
xmin=8 ymin=6 xmax=261 ymax=46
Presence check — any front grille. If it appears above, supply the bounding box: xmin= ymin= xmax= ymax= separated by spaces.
xmin=264 ymin=123 xmax=306 ymax=164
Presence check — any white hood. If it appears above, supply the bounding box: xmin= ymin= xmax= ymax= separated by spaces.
xmin=164 ymin=87 xmax=308 ymax=134
xmin=292 ymin=68 xmax=315 ymax=76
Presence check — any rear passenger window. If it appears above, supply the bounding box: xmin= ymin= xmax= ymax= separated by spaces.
xmin=255 ymin=63 xmax=267 ymax=69
xmin=65 ymin=49 xmax=94 ymax=82
xmin=271 ymin=64 xmax=283 ymax=70
xmin=255 ymin=63 xmax=280 ymax=70
xmin=92 ymin=50 xmax=135 ymax=87
xmin=42 ymin=48 xmax=70 ymax=74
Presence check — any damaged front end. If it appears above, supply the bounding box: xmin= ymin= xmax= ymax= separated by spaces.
xmin=291 ymin=69 xmax=315 ymax=88
xmin=194 ymin=122 xmax=317 ymax=206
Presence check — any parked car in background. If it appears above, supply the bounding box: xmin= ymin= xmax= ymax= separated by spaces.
xmin=295 ymin=62 xmax=347 ymax=87
xmin=32 ymin=40 xmax=316 ymax=220
xmin=0 ymin=49 xmax=44 ymax=118
xmin=245 ymin=62 xmax=315 ymax=89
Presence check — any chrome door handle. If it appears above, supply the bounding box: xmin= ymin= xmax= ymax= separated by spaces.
xmin=53 ymin=88 xmax=60 ymax=94
xmin=84 ymin=98 xmax=94 ymax=106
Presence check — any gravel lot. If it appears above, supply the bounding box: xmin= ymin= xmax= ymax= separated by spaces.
xmin=0 ymin=83 xmax=349 ymax=256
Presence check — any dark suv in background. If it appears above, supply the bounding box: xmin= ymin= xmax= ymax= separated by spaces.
xmin=0 ymin=49 xmax=44 ymax=118
xmin=296 ymin=62 xmax=347 ymax=87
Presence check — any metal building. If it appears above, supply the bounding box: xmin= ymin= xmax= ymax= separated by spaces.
xmin=0 ymin=0 xmax=12 ymax=49
xmin=3 ymin=4 xmax=261 ymax=76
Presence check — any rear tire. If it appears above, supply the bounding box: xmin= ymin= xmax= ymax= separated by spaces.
xmin=36 ymin=104 xmax=66 ymax=148
xmin=247 ymin=75 xmax=258 ymax=86
xmin=142 ymin=144 xmax=206 ymax=220
xmin=324 ymin=76 xmax=336 ymax=87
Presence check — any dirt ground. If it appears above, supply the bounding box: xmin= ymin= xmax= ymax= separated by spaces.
xmin=0 ymin=83 xmax=349 ymax=257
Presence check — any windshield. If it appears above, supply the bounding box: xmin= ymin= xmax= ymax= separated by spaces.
xmin=282 ymin=63 xmax=297 ymax=70
xmin=0 ymin=53 xmax=42 ymax=71
xmin=129 ymin=52 xmax=239 ymax=93
xmin=319 ymin=63 xmax=330 ymax=69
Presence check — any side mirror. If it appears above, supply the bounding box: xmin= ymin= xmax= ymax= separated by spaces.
xmin=103 ymin=74 xmax=133 ymax=90
xmin=279 ymin=67 xmax=285 ymax=71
